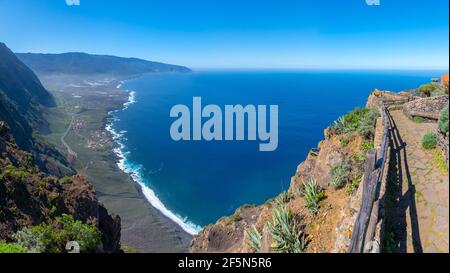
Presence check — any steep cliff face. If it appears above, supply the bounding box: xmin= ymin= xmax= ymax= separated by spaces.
xmin=0 ymin=42 xmax=55 ymax=138
xmin=0 ymin=122 xmax=121 ymax=252
xmin=0 ymin=43 xmax=54 ymax=108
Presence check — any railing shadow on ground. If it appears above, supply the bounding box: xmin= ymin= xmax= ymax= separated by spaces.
xmin=348 ymin=101 xmax=423 ymax=253
xmin=383 ymin=110 xmax=423 ymax=253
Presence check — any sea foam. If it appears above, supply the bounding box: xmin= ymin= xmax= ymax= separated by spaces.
xmin=106 ymin=86 xmax=201 ymax=235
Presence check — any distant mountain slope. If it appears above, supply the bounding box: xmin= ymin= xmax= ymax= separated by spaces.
xmin=0 ymin=42 xmax=71 ymax=176
xmin=0 ymin=91 xmax=33 ymax=150
xmin=16 ymin=52 xmax=192 ymax=75
xmin=0 ymin=42 xmax=55 ymax=149
xmin=0 ymin=43 xmax=55 ymax=109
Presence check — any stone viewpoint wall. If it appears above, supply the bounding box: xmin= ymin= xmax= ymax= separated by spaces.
xmin=403 ymin=96 xmax=449 ymax=121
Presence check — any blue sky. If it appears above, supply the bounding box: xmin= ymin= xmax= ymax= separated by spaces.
xmin=0 ymin=0 xmax=448 ymax=69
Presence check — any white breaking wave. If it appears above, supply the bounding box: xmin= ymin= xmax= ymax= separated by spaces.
xmin=106 ymin=86 xmax=202 ymax=235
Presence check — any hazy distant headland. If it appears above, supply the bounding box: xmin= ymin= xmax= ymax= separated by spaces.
xmin=16 ymin=52 xmax=192 ymax=76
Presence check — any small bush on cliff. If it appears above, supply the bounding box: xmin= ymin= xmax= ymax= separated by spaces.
xmin=413 ymin=116 xmax=423 ymax=124
xmin=340 ymin=138 xmax=350 ymax=147
xmin=360 ymin=141 xmax=375 ymax=153
xmin=28 ymin=214 xmax=102 ymax=253
xmin=1 ymin=164 xmax=32 ymax=180
xmin=0 ymin=242 xmax=28 ymax=253
xmin=275 ymin=191 xmax=293 ymax=206
xmin=359 ymin=109 xmax=381 ymax=138
xmin=439 ymin=106 xmax=449 ymax=134
xmin=422 ymin=132 xmax=437 ymax=150
xmin=330 ymin=160 xmax=352 ymax=189
xmin=431 ymin=88 xmax=446 ymax=97
xmin=266 ymin=206 xmax=306 ymax=253
xmin=14 ymin=227 xmax=45 ymax=253
xmin=58 ymin=176 xmax=72 ymax=184
xmin=303 ymin=178 xmax=325 ymax=215
xmin=246 ymin=225 xmax=262 ymax=252
xmin=330 ymin=107 xmax=380 ymax=138
xmin=433 ymin=149 xmax=449 ymax=174
xmin=344 ymin=174 xmax=363 ymax=196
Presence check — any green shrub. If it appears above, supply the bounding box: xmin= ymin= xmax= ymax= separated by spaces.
xmin=344 ymin=174 xmax=363 ymax=196
xmin=340 ymin=138 xmax=350 ymax=147
xmin=36 ymin=179 xmax=47 ymax=189
xmin=266 ymin=206 xmax=306 ymax=253
xmin=303 ymin=178 xmax=325 ymax=215
xmin=360 ymin=141 xmax=375 ymax=153
xmin=359 ymin=109 xmax=381 ymax=138
xmin=330 ymin=160 xmax=352 ymax=189
xmin=275 ymin=191 xmax=293 ymax=206
xmin=0 ymin=242 xmax=28 ymax=253
xmin=431 ymin=88 xmax=446 ymax=97
xmin=413 ymin=116 xmax=423 ymax=124
xmin=225 ymin=212 xmax=243 ymax=224
xmin=438 ymin=106 xmax=449 ymax=134
xmin=418 ymin=83 xmax=441 ymax=97
xmin=246 ymin=225 xmax=262 ymax=252
xmin=422 ymin=132 xmax=437 ymax=150
xmin=433 ymin=149 xmax=449 ymax=174
xmin=330 ymin=107 xmax=380 ymax=138
xmin=13 ymin=228 xmax=45 ymax=253
xmin=58 ymin=176 xmax=72 ymax=184
xmin=1 ymin=164 xmax=32 ymax=180
xmin=28 ymin=214 xmax=102 ymax=253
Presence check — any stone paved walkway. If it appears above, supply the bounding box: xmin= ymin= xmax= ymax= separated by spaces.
xmin=386 ymin=110 xmax=449 ymax=253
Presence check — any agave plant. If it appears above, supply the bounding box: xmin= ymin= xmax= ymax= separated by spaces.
xmin=246 ymin=225 xmax=262 ymax=252
xmin=304 ymin=178 xmax=325 ymax=215
xmin=266 ymin=206 xmax=306 ymax=253
xmin=332 ymin=116 xmax=347 ymax=135
xmin=293 ymin=182 xmax=305 ymax=198
xmin=330 ymin=160 xmax=352 ymax=189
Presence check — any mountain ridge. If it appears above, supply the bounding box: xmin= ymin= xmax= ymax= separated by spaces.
xmin=16 ymin=52 xmax=192 ymax=75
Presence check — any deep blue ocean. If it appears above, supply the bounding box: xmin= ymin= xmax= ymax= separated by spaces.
xmin=109 ymin=70 xmax=443 ymax=234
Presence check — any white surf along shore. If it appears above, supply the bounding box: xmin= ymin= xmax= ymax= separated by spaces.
xmin=105 ymin=80 xmax=202 ymax=235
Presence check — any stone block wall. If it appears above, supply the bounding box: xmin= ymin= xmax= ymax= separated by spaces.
xmin=403 ymin=96 xmax=449 ymax=121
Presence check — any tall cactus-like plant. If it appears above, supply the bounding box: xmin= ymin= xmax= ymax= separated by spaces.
xmin=304 ymin=178 xmax=325 ymax=215
xmin=246 ymin=225 xmax=262 ymax=252
xmin=266 ymin=206 xmax=306 ymax=253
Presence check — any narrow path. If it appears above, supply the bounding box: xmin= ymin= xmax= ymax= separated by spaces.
xmin=385 ymin=110 xmax=449 ymax=253
xmin=61 ymin=114 xmax=78 ymax=160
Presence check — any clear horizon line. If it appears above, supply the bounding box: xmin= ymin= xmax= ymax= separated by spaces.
xmin=189 ymin=67 xmax=450 ymax=71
